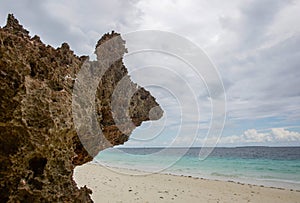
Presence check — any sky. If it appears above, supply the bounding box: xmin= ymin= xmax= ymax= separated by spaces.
xmin=1 ymin=0 xmax=300 ymax=147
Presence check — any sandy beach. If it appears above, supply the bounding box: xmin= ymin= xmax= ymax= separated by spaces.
xmin=73 ymin=163 xmax=300 ymax=203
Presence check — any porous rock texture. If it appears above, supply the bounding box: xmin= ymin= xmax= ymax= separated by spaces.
xmin=0 ymin=14 xmax=163 ymax=202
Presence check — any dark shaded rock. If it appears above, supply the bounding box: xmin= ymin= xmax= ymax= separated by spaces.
xmin=0 ymin=14 xmax=163 ymax=202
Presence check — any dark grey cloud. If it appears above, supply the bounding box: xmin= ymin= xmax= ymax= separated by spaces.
xmin=209 ymin=0 xmax=300 ymax=125
xmin=0 ymin=0 xmax=143 ymax=55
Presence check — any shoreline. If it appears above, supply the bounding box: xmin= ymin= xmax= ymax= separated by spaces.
xmin=74 ymin=163 xmax=300 ymax=202
xmin=90 ymin=161 xmax=300 ymax=191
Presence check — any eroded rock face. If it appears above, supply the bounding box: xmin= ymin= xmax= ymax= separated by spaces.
xmin=0 ymin=14 xmax=163 ymax=202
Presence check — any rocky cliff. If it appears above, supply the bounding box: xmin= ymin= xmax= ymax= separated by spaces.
xmin=0 ymin=14 xmax=163 ymax=202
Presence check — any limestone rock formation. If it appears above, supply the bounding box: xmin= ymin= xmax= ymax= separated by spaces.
xmin=0 ymin=14 xmax=163 ymax=202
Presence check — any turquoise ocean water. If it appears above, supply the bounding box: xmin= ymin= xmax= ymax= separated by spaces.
xmin=94 ymin=147 xmax=300 ymax=190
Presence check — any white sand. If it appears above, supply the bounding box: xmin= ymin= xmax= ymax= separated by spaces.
xmin=74 ymin=163 xmax=300 ymax=203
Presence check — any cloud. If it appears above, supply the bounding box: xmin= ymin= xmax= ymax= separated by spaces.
xmin=211 ymin=1 xmax=300 ymax=124
xmin=1 ymin=0 xmax=299 ymax=146
xmin=271 ymin=128 xmax=300 ymax=142
xmin=219 ymin=128 xmax=300 ymax=145
xmin=0 ymin=0 xmax=143 ymax=55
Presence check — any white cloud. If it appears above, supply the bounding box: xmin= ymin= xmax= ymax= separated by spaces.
xmin=218 ymin=128 xmax=300 ymax=145
xmin=271 ymin=128 xmax=300 ymax=142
